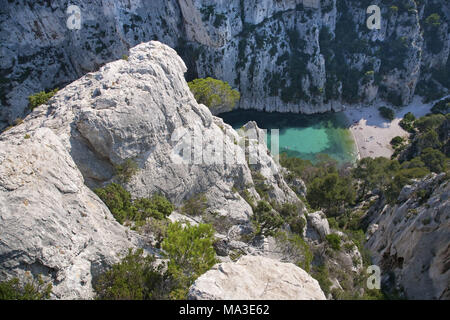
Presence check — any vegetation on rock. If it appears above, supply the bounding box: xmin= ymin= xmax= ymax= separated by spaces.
xmin=94 ymin=183 xmax=174 ymax=228
xmin=188 ymin=77 xmax=240 ymax=113
xmin=0 ymin=275 xmax=52 ymax=300
xmin=95 ymin=222 xmax=217 ymax=300
xmin=28 ymin=89 xmax=58 ymax=110
xmin=162 ymin=222 xmax=217 ymax=299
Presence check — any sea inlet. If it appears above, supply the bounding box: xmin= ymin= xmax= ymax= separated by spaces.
xmin=220 ymin=109 xmax=358 ymax=165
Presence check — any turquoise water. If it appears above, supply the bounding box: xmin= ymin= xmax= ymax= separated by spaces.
xmin=220 ymin=110 xmax=357 ymax=164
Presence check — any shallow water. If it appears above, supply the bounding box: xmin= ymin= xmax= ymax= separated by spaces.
xmin=219 ymin=109 xmax=358 ymax=164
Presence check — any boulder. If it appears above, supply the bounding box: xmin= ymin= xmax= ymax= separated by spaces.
xmin=188 ymin=255 xmax=326 ymax=300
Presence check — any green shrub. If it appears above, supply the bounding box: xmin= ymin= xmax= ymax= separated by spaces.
xmin=94 ymin=183 xmax=134 ymax=224
xmin=188 ymin=77 xmax=240 ymax=113
xmin=327 ymin=217 xmax=339 ymax=230
xmin=162 ymin=222 xmax=217 ymax=299
xmin=326 ymin=233 xmax=342 ymax=250
xmin=94 ymin=248 xmax=167 ymax=300
xmin=251 ymin=171 xmax=274 ymax=199
xmin=94 ymin=183 xmax=174 ymax=226
xmin=252 ymin=201 xmax=284 ymax=237
xmin=420 ymin=148 xmax=447 ymax=173
xmin=312 ymin=265 xmax=333 ymax=296
xmin=379 ymin=106 xmax=395 ymax=121
xmin=28 ymin=89 xmax=58 ymax=110
xmin=425 ymin=13 xmax=441 ymax=26
xmin=431 ymin=98 xmax=450 ymax=115
xmin=139 ymin=217 xmax=169 ymax=248
xmin=415 ymin=114 xmax=446 ymax=132
xmin=390 ymin=136 xmax=404 ymax=148
xmin=307 ymin=173 xmax=355 ymax=216
xmin=0 ymin=275 xmax=52 ymax=300
xmin=134 ymin=195 xmax=175 ymax=221
xmin=278 ymin=203 xmax=306 ymax=234
xmin=181 ymin=193 xmax=208 ymax=216
xmin=400 ymin=112 xmax=416 ymax=132
xmin=287 ymin=215 xmax=306 ymax=235
xmin=121 ymin=54 xmax=129 ymax=61
xmin=114 ymin=159 xmax=139 ymax=183
xmin=275 ymin=231 xmax=313 ymax=272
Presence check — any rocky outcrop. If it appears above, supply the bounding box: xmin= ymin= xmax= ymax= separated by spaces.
xmin=0 ymin=127 xmax=140 ymax=299
xmin=1 ymin=0 xmax=449 ymax=129
xmin=365 ymin=173 xmax=450 ymax=300
xmin=306 ymin=211 xmax=330 ymax=241
xmin=0 ymin=41 xmax=300 ymax=298
xmin=188 ymin=255 xmax=326 ymax=300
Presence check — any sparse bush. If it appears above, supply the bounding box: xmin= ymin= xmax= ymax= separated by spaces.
xmin=94 ymin=183 xmax=134 ymax=224
xmin=114 ymin=158 xmax=139 ymax=183
xmin=274 ymin=231 xmax=313 ymax=272
xmin=94 ymin=183 xmax=173 ymax=226
xmin=28 ymin=89 xmax=58 ymax=110
xmin=431 ymin=98 xmax=450 ymax=115
xmin=140 ymin=217 xmax=169 ymax=248
xmin=181 ymin=193 xmax=208 ymax=216
xmin=252 ymin=201 xmax=284 ymax=237
xmin=188 ymin=77 xmax=240 ymax=113
xmin=0 ymin=275 xmax=52 ymax=300
xmin=400 ymin=112 xmax=416 ymax=132
xmin=420 ymin=148 xmax=447 ymax=173
xmin=251 ymin=171 xmax=274 ymax=200
xmin=312 ymin=265 xmax=333 ymax=296
xmin=390 ymin=136 xmax=404 ymax=148
xmin=379 ymin=106 xmax=395 ymax=121
xmin=94 ymin=248 xmax=167 ymax=300
xmin=278 ymin=202 xmax=306 ymax=235
xmin=162 ymin=222 xmax=217 ymax=299
xmin=326 ymin=233 xmax=341 ymax=250
xmin=425 ymin=13 xmax=441 ymax=26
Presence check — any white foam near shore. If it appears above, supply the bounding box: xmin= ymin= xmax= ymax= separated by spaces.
xmin=343 ymin=95 xmax=448 ymax=160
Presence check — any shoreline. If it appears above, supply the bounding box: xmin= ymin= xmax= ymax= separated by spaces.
xmin=342 ymin=96 xmax=440 ymax=160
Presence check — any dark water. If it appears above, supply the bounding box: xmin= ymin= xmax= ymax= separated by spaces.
xmin=220 ymin=109 xmax=357 ymax=164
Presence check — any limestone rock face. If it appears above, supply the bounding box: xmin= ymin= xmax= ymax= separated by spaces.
xmin=188 ymin=255 xmax=326 ymax=300
xmin=0 ymin=128 xmax=139 ymax=299
xmin=0 ymin=41 xmax=300 ymax=298
xmin=1 ymin=0 xmax=449 ymax=129
xmin=366 ymin=173 xmax=450 ymax=300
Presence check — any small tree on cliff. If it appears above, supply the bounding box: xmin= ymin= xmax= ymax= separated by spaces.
xmin=188 ymin=77 xmax=240 ymax=113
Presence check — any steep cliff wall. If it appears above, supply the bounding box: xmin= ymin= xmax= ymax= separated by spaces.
xmin=1 ymin=0 xmax=449 ymax=128
xmin=365 ymin=173 xmax=449 ymax=300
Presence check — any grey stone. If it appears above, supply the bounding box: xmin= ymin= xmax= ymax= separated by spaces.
xmin=188 ymin=255 xmax=326 ymax=300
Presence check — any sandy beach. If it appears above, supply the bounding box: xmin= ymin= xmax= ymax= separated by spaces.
xmin=343 ymin=96 xmax=444 ymax=160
